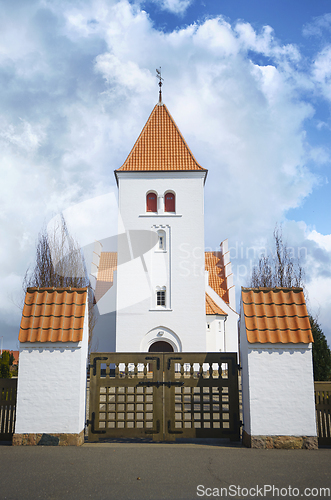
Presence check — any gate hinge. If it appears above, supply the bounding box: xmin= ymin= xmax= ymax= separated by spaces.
xmin=145 ymin=356 xmax=160 ymax=370
xmin=88 ymin=412 xmax=106 ymax=434
xmin=145 ymin=419 xmax=161 ymax=435
xmin=167 ymin=420 xmax=183 ymax=435
xmin=167 ymin=357 xmax=182 ymax=370
xmin=92 ymin=356 xmax=108 ymax=376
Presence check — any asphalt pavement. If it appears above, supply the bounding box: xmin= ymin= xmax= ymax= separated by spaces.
xmin=0 ymin=439 xmax=330 ymax=500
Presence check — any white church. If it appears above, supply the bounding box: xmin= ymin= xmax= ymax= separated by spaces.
xmin=91 ymin=90 xmax=239 ymax=354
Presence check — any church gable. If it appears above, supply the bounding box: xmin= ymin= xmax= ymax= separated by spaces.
xmin=206 ymin=293 xmax=226 ymax=315
xmin=205 ymin=251 xmax=229 ymax=304
xmin=116 ymin=103 xmax=207 ymax=173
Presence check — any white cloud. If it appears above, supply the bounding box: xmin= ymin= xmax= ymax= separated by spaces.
xmin=312 ymin=45 xmax=331 ymax=102
xmin=0 ymin=118 xmax=46 ymax=152
xmin=148 ymin=0 xmax=193 ymax=15
xmin=95 ymin=54 xmax=153 ymax=92
xmin=307 ymin=230 xmax=331 ymax=252
xmin=303 ymin=13 xmax=331 ymax=38
xmin=235 ymin=22 xmax=301 ymax=63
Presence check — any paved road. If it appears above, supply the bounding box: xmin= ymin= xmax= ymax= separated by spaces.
xmin=0 ymin=440 xmax=330 ymax=500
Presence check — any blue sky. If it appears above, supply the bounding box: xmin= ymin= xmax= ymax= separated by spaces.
xmin=0 ymin=0 xmax=331 ymax=350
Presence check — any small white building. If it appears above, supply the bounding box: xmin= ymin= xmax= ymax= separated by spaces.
xmin=240 ymin=287 xmax=318 ymax=449
xmin=92 ymin=96 xmax=238 ymax=354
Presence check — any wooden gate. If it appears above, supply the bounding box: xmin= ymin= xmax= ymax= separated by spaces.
xmin=88 ymin=353 xmax=240 ymax=442
xmin=0 ymin=379 xmax=17 ymax=441
xmin=315 ymin=381 xmax=331 ymax=446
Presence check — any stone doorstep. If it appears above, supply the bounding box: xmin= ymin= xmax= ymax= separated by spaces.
xmin=242 ymin=431 xmax=318 ymax=450
xmin=12 ymin=430 xmax=85 ymax=446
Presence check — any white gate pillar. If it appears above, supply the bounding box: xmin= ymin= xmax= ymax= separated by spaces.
xmin=13 ymin=288 xmax=89 ymax=446
xmin=240 ymin=287 xmax=318 ymax=449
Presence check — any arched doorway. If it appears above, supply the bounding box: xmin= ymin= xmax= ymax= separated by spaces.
xmin=148 ymin=341 xmax=174 ymax=353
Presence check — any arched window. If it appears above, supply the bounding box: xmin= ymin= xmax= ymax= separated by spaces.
xmin=146 ymin=192 xmax=157 ymax=212
xmin=164 ymin=192 xmax=175 ymax=212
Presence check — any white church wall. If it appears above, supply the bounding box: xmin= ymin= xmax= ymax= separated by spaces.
xmin=224 ymin=306 xmax=238 ymax=353
xmin=140 ymin=326 xmax=182 ymax=352
xmin=206 ymin=284 xmax=239 ymax=354
xmin=93 ymin=271 xmax=117 ymax=352
xmin=116 ymin=171 xmax=206 ymax=352
xmin=206 ymin=316 xmax=226 ymax=352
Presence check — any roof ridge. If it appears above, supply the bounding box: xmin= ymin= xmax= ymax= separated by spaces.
xmin=242 ymin=286 xmax=304 ymax=291
xmin=27 ymin=287 xmax=88 ymax=292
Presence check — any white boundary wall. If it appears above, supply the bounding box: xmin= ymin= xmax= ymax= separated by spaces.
xmin=15 ymin=299 xmax=89 ymax=436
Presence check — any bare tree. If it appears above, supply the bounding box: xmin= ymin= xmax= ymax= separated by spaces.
xmin=23 ymin=215 xmax=96 ymax=351
xmin=249 ymin=225 xmax=304 ymax=288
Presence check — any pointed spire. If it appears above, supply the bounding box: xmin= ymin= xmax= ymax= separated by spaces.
xmin=116 ymin=103 xmax=208 ymax=172
xmin=156 ymin=67 xmax=163 ymax=105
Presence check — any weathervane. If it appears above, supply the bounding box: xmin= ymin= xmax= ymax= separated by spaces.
xmin=156 ymin=67 xmax=164 ymax=103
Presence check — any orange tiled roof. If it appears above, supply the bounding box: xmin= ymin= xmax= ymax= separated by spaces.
xmin=116 ymin=104 xmax=207 ymax=172
xmin=206 ymin=293 xmax=227 ymax=315
xmin=205 ymin=252 xmax=229 ymax=303
xmin=242 ymin=287 xmax=313 ymax=344
xmin=94 ymin=252 xmax=117 ymax=303
xmin=19 ymin=288 xmax=87 ymax=343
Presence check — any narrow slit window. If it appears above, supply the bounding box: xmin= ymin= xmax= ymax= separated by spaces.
xmin=164 ymin=192 xmax=175 ymax=212
xmin=146 ymin=192 xmax=157 ymax=212
xmin=157 ymin=230 xmax=166 ymax=250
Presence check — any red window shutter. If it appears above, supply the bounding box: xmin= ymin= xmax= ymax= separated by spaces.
xmin=146 ymin=193 xmax=157 ymax=212
xmin=164 ymin=192 xmax=175 ymax=212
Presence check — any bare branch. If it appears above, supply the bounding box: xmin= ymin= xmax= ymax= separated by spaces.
xmin=23 ymin=216 xmax=96 ymax=352
xmin=248 ymin=224 xmax=305 ymax=289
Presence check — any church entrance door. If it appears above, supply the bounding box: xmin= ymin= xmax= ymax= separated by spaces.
xmin=148 ymin=341 xmax=174 ymax=353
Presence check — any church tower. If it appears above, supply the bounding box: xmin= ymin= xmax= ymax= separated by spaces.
xmin=114 ymin=95 xmax=208 ymax=352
